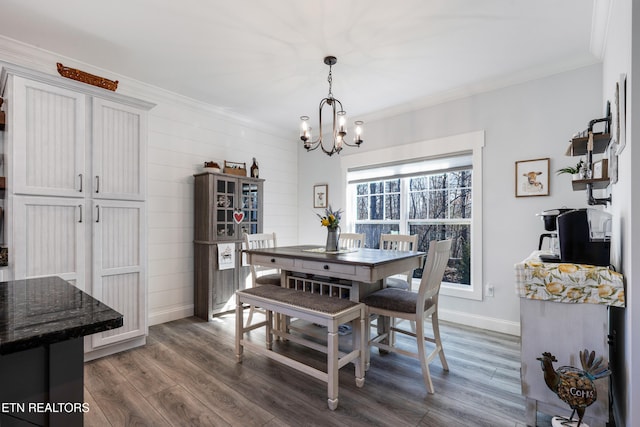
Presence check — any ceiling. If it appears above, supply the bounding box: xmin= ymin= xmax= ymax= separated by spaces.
xmin=0 ymin=0 xmax=604 ymax=132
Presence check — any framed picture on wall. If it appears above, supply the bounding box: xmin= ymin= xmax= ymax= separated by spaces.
xmin=515 ymin=158 xmax=550 ymax=197
xmin=313 ymin=184 xmax=328 ymax=208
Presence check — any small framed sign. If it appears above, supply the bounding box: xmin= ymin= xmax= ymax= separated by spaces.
xmin=313 ymin=184 xmax=328 ymax=208
xmin=593 ymin=159 xmax=609 ymax=179
xmin=515 ymin=158 xmax=550 ymax=197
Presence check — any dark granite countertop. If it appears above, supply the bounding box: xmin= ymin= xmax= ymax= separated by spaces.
xmin=0 ymin=276 xmax=123 ymax=355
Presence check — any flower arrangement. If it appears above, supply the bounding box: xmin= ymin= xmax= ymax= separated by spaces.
xmin=317 ymin=205 xmax=342 ymax=230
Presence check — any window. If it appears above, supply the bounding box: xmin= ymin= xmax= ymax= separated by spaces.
xmin=350 ymin=163 xmax=472 ymax=285
xmin=341 ymin=131 xmax=484 ymax=300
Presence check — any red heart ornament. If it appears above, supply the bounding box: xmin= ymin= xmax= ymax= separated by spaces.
xmin=233 ymin=211 xmax=245 ymax=224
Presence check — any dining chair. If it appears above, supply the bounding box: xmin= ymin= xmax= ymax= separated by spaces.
xmin=340 ymin=232 xmax=365 ymax=249
xmin=243 ymin=232 xmax=281 ymax=324
xmin=379 ymin=234 xmax=418 ymax=290
xmin=362 ymin=239 xmax=452 ymax=394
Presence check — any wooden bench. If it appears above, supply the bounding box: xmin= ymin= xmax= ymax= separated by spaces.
xmin=235 ymin=286 xmax=366 ymax=410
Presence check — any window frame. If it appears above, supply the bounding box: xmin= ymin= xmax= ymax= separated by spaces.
xmin=341 ymin=131 xmax=484 ymax=301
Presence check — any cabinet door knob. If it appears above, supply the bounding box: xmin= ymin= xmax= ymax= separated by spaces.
xmin=78 ymin=174 xmax=83 ymax=192
xmin=95 ymin=205 xmax=100 ymax=223
xmin=271 ymin=258 xmax=276 ymax=263
xmin=323 ymin=265 xmax=330 ymax=270
xmin=95 ymin=176 xmax=100 ymax=193
xmin=78 ymin=205 xmax=83 ymax=223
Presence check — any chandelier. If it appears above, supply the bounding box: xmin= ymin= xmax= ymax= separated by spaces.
xmin=299 ymin=56 xmax=363 ymax=156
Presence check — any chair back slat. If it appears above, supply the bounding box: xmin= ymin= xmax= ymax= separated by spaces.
xmin=380 ymin=234 xmax=417 ymax=252
xmin=244 ymin=232 xmax=277 ymax=250
xmin=417 ymin=239 xmax=452 ymax=307
xmin=243 ymin=232 xmax=278 ymax=286
xmin=379 ymin=234 xmax=418 ymax=287
xmin=340 ymin=233 xmax=365 ymax=249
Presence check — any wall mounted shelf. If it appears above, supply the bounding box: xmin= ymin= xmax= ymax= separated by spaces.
xmin=571 ymin=178 xmax=610 ymax=191
xmin=565 ymin=132 xmax=610 ymax=156
xmin=565 ymin=116 xmax=612 ymax=205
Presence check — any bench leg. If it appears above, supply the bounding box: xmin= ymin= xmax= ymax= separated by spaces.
xmin=354 ymin=310 xmax=365 ymax=388
xmin=327 ymin=323 xmax=339 ymax=410
xmin=235 ymin=294 xmax=244 ymax=363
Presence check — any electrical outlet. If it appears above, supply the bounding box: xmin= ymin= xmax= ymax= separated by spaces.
xmin=485 ymin=284 xmax=495 ymax=297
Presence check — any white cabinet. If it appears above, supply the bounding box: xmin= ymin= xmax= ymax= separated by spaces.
xmin=0 ymin=62 xmax=154 ymax=360
xmin=10 ymin=76 xmax=86 ymax=197
xmin=11 ymin=196 xmax=86 ymax=288
xmin=92 ymin=98 xmax=147 ymax=201
xmin=91 ymin=200 xmax=146 ymax=348
xmin=8 ymin=77 xmax=147 ymax=201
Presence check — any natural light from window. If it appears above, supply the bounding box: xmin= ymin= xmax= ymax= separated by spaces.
xmin=340 ymin=131 xmax=484 ymax=300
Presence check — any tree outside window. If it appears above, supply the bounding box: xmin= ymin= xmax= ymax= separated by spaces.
xmin=352 ymin=169 xmax=472 ymax=285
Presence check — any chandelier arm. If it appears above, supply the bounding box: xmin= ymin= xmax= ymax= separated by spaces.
xmin=320 ymin=97 xmax=338 ymax=155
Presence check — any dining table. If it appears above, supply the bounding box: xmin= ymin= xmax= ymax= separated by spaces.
xmin=244 ymin=244 xmax=425 ymax=301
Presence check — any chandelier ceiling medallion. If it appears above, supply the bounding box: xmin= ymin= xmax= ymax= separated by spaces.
xmin=299 ymin=56 xmax=363 ymax=156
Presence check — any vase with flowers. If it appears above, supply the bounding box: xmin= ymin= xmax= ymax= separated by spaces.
xmin=317 ymin=205 xmax=342 ymax=252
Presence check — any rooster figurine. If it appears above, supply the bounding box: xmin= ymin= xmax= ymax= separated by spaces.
xmin=537 ymin=349 xmax=611 ymax=427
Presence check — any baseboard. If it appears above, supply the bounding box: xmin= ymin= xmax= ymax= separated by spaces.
xmin=149 ymin=304 xmax=194 ymax=326
xmin=84 ymin=336 xmax=146 ymax=362
xmin=439 ymin=307 xmax=520 ymax=336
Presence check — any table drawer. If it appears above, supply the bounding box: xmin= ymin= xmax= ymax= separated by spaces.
xmin=300 ymin=260 xmax=356 ymax=276
xmin=250 ymin=254 xmax=295 ymax=269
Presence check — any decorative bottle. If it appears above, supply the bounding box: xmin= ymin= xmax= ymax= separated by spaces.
xmin=250 ymin=158 xmax=259 ymax=178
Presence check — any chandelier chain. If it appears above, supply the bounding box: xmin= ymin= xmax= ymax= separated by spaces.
xmin=327 ymin=64 xmax=333 ymax=99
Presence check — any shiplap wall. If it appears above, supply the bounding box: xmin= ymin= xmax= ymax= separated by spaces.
xmin=0 ymin=36 xmax=299 ymax=325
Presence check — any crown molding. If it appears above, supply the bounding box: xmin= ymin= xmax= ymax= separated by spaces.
xmin=0 ymin=35 xmax=283 ymax=136
xmin=590 ymin=0 xmax=612 ymax=59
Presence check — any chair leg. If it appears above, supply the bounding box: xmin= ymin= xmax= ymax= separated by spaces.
xmin=247 ymin=305 xmax=255 ymax=326
xmin=365 ymin=310 xmax=372 ymax=370
xmin=416 ymin=316 xmax=435 ymax=394
xmin=353 ymin=311 xmax=365 ymax=387
xmin=235 ymin=295 xmax=244 ymax=363
xmin=432 ymin=311 xmax=449 ymax=371
xmin=266 ymin=310 xmax=273 ymax=350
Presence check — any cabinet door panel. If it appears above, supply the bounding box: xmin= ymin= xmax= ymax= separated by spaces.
xmin=12 ymin=197 xmax=85 ymax=289
xmin=92 ymin=98 xmax=146 ymax=200
xmin=91 ymin=200 xmax=146 ymax=347
xmin=11 ymin=77 xmax=86 ymax=197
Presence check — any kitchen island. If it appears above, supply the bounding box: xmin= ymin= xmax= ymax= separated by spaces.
xmin=0 ymin=276 xmax=123 ymax=426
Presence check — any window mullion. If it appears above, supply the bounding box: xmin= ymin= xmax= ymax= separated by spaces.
xmin=400 ymin=178 xmax=408 ymax=235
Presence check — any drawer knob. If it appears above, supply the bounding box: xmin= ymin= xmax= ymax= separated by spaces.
xmin=323 ymin=265 xmax=330 ymax=270
xmin=271 ymin=258 xmax=276 ymax=263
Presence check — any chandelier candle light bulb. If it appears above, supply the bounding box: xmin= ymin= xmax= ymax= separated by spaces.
xmin=299 ymin=56 xmax=364 ymax=156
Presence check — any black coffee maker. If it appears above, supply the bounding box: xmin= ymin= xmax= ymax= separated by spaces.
xmin=557 ymin=208 xmax=612 ymax=266
xmin=537 ymin=208 xmax=573 ymax=262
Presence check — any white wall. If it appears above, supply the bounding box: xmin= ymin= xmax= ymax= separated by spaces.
xmin=601 ymin=0 xmax=637 ymax=425
xmin=297 ymin=64 xmax=603 ymax=333
xmin=0 ymin=36 xmax=299 ymax=326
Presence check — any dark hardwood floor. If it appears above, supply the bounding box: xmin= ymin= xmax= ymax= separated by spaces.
xmin=84 ymin=314 xmax=553 ymax=427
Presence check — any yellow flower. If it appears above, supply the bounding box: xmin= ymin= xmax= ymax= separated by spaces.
xmin=598 ymin=284 xmax=614 ymax=298
xmin=558 ymin=264 xmax=578 ymax=274
xmin=328 ymin=214 xmax=335 ymax=222
xmin=321 ymin=218 xmax=330 ymax=227
xmin=545 ymin=282 xmax=564 ymax=295
xmin=566 ymin=287 xmax=584 ymax=300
